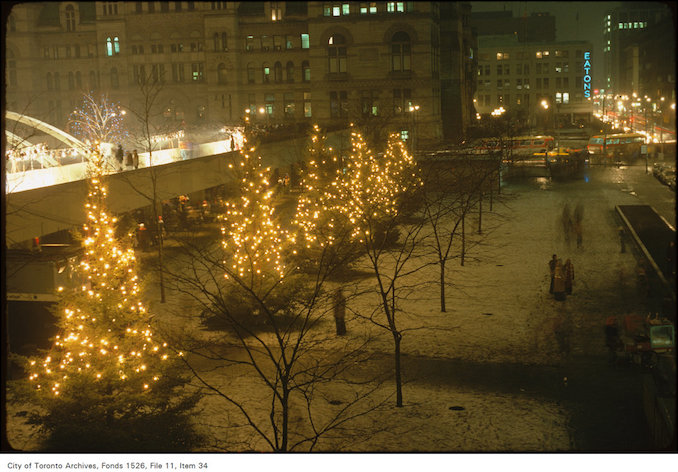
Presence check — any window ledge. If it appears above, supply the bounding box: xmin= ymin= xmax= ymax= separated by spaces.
xmin=389 ymin=70 xmax=412 ymax=80
xmin=326 ymin=72 xmax=349 ymax=81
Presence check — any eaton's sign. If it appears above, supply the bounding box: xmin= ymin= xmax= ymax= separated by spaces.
xmin=583 ymin=51 xmax=592 ymax=98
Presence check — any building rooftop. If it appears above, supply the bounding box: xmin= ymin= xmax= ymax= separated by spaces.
xmin=478 ymin=35 xmax=592 ymax=49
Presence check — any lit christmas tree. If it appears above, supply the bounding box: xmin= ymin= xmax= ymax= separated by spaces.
xmin=292 ymin=125 xmax=344 ymax=249
xmin=222 ymin=136 xmax=288 ymax=292
xmin=21 ymin=147 xmax=201 ymax=451
xmin=335 ymin=129 xmax=421 ymax=242
xmin=68 ymin=92 xmax=127 ymax=146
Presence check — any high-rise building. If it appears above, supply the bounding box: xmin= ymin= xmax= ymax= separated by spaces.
xmin=475 ymin=35 xmax=594 ymax=128
xmin=4 ymin=1 xmax=477 ymax=147
xmin=602 ymin=2 xmax=674 ymax=95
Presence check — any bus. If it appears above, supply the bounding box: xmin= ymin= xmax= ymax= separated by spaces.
xmin=474 ymin=135 xmax=555 ymax=156
xmin=586 ymin=133 xmax=645 ymax=161
xmin=509 ymin=135 xmax=556 ymax=156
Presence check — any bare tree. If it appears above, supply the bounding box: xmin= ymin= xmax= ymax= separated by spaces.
xmin=328 ymin=129 xmax=427 ymax=407
xmin=119 ymin=69 xmax=184 ymax=303
xmin=418 ymin=155 xmax=503 ymax=312
xmin=162 ymin=136 xmax=388 ymax=451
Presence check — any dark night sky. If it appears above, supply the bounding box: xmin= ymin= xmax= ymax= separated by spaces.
xmin=470 ymin=1 xmax=624 ymax=88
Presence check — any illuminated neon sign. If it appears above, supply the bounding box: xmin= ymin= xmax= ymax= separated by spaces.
xmin=583 ymin=51 xmax=592 ymax=98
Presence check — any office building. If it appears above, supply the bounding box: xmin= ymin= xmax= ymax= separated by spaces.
xmin=475 ymin=35 xmax=594 ymax=128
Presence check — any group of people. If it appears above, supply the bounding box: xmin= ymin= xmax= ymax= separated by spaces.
xmin=115 ymin=144 xmax=139 ymax=171
xmin=549 ymin=254 xmax=575 ymax=301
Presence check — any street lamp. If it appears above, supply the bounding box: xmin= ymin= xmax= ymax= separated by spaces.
xmin=408 ymin=104 xmax=420 ymax=155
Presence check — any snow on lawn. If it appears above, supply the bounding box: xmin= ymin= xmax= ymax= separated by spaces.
xmin=6 ymin=169 xmax=649 ymax=452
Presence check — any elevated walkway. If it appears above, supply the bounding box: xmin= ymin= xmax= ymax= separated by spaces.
xmin=5 ymin=130 xmax=350 ymax=246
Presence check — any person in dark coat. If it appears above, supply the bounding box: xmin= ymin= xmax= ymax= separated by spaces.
xmin=125 ymin=151 xmax=133 ymax=169
xmin=333 ymin=288 xmax=347 ymax=336
xmin=563 ymin=259 xmax=574 ymax=294
xmin=132 ymin=149 xmax=139 ymax=169
xmin=553 ymin=259 xmax=566 ymax=301
xmin=115 ymin=144 xmax=124 ymax=171
xmin=549 ymin=254 xmax=558 ymax=294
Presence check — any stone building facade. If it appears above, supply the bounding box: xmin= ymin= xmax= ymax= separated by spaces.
xmin=5 ymin=1 xmax=477 ymax=148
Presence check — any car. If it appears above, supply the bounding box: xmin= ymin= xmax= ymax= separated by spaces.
xmin=660 ymin=168 xmax=676 ymax=190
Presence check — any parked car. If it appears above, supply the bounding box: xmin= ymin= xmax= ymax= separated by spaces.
xmin=660 ymin=168 xmax=676 ymax=190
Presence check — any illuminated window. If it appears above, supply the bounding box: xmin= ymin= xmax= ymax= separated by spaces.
xmin=263 ymin=64 xmax=271 ymax=83
xmin=304 ymin=92 xmax=312 ymax=117
xmin=302 ymin=60 xmax=310 ymax=81
xmin=301 ymin=33 xmax=309 ymax=49
xmin=271 ymin=2 xmax=282 ymax=21
xmin=284 ymin=92 xmax=295 ymax=117
xmin=497 ymin=52 xmax=503 ymax=60
xmin=536 ymin=51 xmax=542 ymax=59
xmin=563 ymin=92 xmax=569 ymax=104
xmin=191 ymin=63 xmax=204 ymax=81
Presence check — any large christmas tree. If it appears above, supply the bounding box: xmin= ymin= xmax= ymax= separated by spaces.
xmin=22 ymin=147 xmax=202 ymax=451
xmin=222 ymin=137 xmax=288 ymax=289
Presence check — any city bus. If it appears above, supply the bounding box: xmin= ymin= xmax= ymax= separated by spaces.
xmin=586 ymin=133 xmax=646 ymax=161
xmin=509 ymin=135 xmax=556 ymax=156
xmin=474 ymin=135 xmax=555 ymax=156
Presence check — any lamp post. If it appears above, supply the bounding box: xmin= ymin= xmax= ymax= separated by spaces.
xmin=408 ymin=104 xmax=420 ymax=155
xmin=540 ymin=99 xmax=549 ymax=134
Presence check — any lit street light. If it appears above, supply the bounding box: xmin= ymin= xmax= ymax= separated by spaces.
xmin=408 ymin=104 xmax=420 ymax=155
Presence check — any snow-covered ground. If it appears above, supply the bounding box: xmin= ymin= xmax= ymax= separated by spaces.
xmin=5 ymin=165 xmax=664 ymax=453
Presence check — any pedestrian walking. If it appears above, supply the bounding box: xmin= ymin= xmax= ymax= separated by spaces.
xmin=548 ymin=254 xmax=558 ymax=294
xmin=562 ymin=204 xmax=573 ymax=245
xmin=132 ymin=149 xmax=139 ymax=169
xmin=574 ymin=202 xmax=584 ymax=248
xmin=115 ymin=144 xmax=124 ymax=171
xmin=230 ymin=134 xmax=236 ymax=151
xmin=136 ymin=223 xmax=149 ymax=251
xmin=564 ymin=258 xmax=574 ymax=295
xmin=157 ymin=216 xmax=166 ymax=243
xmin=125 ymin=151 xmax=133 ymax=170
xmin=333 ymin=288 xmax=347 ymax=336
xmin=553 ymin=259 xmax=566 ymax=301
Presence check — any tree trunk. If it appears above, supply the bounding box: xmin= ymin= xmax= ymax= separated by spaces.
xmin=393 ymin=330 xmax=403 ymax=407
xmin=281 ymin=388 xmax=289 ymax=452
xmin=440 ymin=259 xmax=446 ymax=312
xmin=478 ymin=192 xmax=483 ymax=234
xmin=461 ymin=213 xmax=465 ymax=267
